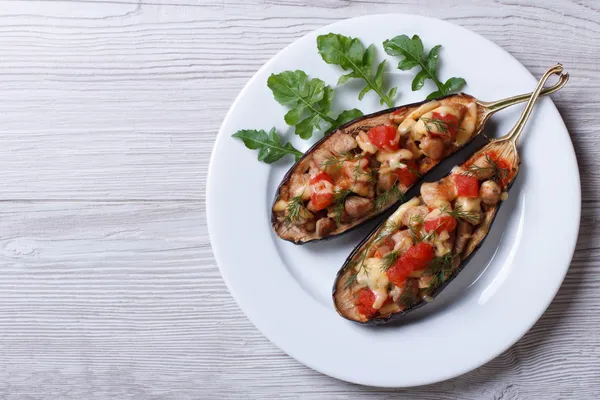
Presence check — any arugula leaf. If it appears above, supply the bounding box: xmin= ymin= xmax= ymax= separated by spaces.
xmin=317 ymin=33 xmax=397 ymax=108
xmin=267 ymin=70 xmax=363 ymax=139
xmin=333 ymin=108 xmax=364 ymax=127
xmin=383 ymin=34 xmax=466 ymax=100
xmin=232 ymin=128 xmax=303 ymax=164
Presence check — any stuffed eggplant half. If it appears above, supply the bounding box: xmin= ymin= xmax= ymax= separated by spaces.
xmin=272 ymin=79 xmax=568 ymax=244
xmin=333 ymin=64 xmax=568 ymax=324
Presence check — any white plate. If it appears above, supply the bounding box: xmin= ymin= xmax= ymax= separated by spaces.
xmin=207 ymin=14 xmax=580 ymax=387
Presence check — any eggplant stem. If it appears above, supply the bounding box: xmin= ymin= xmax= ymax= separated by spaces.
xmin=494 ymin=64 xmax=567 ymax=146
xmin=481 ymin=70 xmax=569 ymax=114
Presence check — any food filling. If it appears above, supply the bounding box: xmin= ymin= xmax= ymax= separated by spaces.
xmin=273 ymin=98 xmax=479 ymax=241
xmin=344 ymin=151 xmax=512 ymax=319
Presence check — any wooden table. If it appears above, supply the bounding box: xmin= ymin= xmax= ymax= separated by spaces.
xmin=1 ymin=1 xmax=598 ymax=398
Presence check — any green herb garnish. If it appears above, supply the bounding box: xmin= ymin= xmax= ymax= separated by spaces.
xmin=441 ymin=204 xmax=480 ymax=225
xmin=464 ymin=154 xmax=509 ymax=184
xmin=283 ymin=194 xmax=308 ymax=226
xmin=419 ymin=116 xmax=461 ymax=137
xmin=232 ymin=127 xmax=303 ymax=164
xmin=267 ymin=70 xmax=362 ymax=139
xmin=345 ymin=248 xmax=369 ymax=289
xmin=383 ymin=35 xmax=466 ymax=100
xmin=317 ymin=33 xmax=397 ymax=107
xmin=332 ymin=189 xmax=352 ymax=226
xmin=374 ymin=181 xmax=404 ymax=211
xmin=380 ymin=250 xmax=400 ymax=272
xmin=425 ymin=252 xmax=455 ymax=289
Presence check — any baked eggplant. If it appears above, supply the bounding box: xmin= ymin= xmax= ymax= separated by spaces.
xmin=272 ymin=78 xmax=568 ymax=244
xmin=333 ymin=64 xmax=568 ymax=324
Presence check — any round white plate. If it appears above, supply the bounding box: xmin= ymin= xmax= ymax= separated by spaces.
xmin=207 ymin=14 xmax=579 ymax=387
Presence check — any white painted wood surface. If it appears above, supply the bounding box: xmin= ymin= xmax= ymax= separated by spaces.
xmin=0 ymin=1 xmax=598 ymax=398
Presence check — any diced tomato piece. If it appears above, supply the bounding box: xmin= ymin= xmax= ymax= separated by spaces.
xmin=355 ymin=287 xmax=378 ymax=318
xmin=454 ymin=174 xmax=479 ymax=197
xmin=393 ymin=159 xmax=420 ymax=186
xmin=309 ymin=171 xmax=333 ymax=185
xmin=367 ymin=125 xmax=399 ymax=151
xmin=386 ymin=242 xmax=434 ymax=286
xmin=309 ymin=171 xmax=334 ymax=210
xmin=429 ymin=112 xmax=459 ymax=139
xmin=424 ymin=214 xmax=457 ymax=234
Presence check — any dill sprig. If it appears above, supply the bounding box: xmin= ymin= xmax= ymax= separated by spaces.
xmin=374 ymin=219 xmax=403 ymax=243
xmin=425 ymin=252 xmax=455 ymax=290
xmin=441 ymin=204 xmax=479 ymax=225
xmin=344 ymin=248 xmax=369 ymax=289
xmin=374 ymin=181 xmax=404 ymax=210
xmin=331 ymin=189 xmax=352 ymax=226
xmin=284 ymin=195 xmax=307 ymax=226
xmin=380 ymin=250 xmax=399 ymax=272
xmin=420 ymin=116 xmax=461 ymax=137
xmin=320 ymin=154 xmax=346 ymax=172
xmin=396 ymin=283 xmax=418 ymax=308
xmin=465 ymin=153 xmax=509 ymax=184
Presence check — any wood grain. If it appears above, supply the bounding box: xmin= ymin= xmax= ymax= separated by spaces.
xmin=0 ymin=0 xmax=598 ymax=399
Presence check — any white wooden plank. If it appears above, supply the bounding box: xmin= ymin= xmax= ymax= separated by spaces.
xmin=0 ymin=0 xmax=597 ymax=398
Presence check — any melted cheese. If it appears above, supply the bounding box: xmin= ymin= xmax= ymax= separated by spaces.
xmin=433 ymin=230 xmax=452 ymax=257
xmin=455 ymin=196 xmax=481 ymax=213
xmin=357 ymin=258 xmax=390 ymax=309
xmin=388 ymin=197 xmax=422 ymax=227
xmin=406 ymin=100 xmax=441 ymax=120
xmin=456 ymin=102 xmax=478 ymax=145
xmin=356 ymin=131 xmax=378 ymax=154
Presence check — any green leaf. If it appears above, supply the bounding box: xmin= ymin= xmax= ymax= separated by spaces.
xmin=426 ymin=45 xmax=441 ymax=75
xmin=444 ymin=77 xmax=467 ymax=92
xmin=267 ymin=69 xmax=362 ymax=139
xmin=317 ymin=33 xmax=395 ymax=107
xmin=358 ymin=84 xmax=371 ymax=100
xmin=337 ymin=72 xmax=355 ymax=85
xmin=268 ymin=70 xmax=334 ymax=139
xmin=388 ymin=87 xmax=398 ymax=100
xmin=232 ymin=128 xmax=303 ymax=164
xmin=384 ymin=34 xmax=467 ymax=98
xmin=425 ymin=90 xmax=443 ymax=100
xmin=333 ymin=108 xmax=363 ymax=128
xmin=412 ymin=70 xmax=428 ymax=91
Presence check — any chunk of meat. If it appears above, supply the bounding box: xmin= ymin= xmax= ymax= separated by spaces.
xmin=402 ymin=205 xmax=429 ymax=226
xmin=315 ymin=217 xmax=336 ymax=237
xmin=342 ymin=157 xmax=371 ymax=183
xmin=419 ymin=135 xmax=446 ymax=160
xmin=469 ymin=155 xmax=495 ymax=179
xmin=311 ymin=148 xmax=335 ymax=174
xmin=289 ymin=173 xmax=311 ymax=200
xmin=344 ymin=196 xmax=374 ymax=219
xmin=455 ymin=196 xmax=482 ymax=225
xmin=454 ymin=221 xmax=473 ymax=255
xmin=324 ymin=132 xmax=357 ymax=154
xmin=377 ymin=171 xmax=397 ymax=192
xmin=391 ymin=230 xmax=413 ymax=253
xmin=480 ymin=180 xmax=501 ymax=205
xmin=420 ymin=179 xmax=457 ymax=209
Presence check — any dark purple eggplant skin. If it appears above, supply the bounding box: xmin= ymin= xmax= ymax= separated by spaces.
xmin=332 ymin=159 xmax=520 ymax=325
xmin=271 ymin=93 xmax=479 ymax=245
